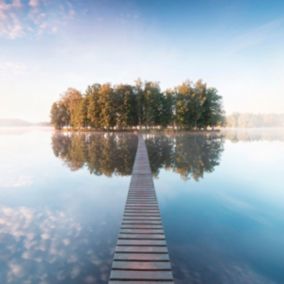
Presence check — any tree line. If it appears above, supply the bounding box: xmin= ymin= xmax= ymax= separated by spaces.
xmin=52 ymin=133 xmax=224 ymax=180
xmin=226 ymin=113 xmax=284 ymax=128
xmin=50 ymin=79 xmax=224 ymax=130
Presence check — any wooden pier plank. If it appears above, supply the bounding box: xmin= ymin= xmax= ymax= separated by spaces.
xmin=112 ymin=261 xmax=171 ymax=270
xmin=115 ymin=246 xmax=168 ymax=254
xmin=118 ymin=234 xmax=165 ymax=240
xmin=117 ymin=239 xmax=166 ymax=246
xmin=109 ymin=281 xmax=174 ymax=284
xmin=110 ymin=270 xmax=173 ymax=281
xmin=114 ymin=253 xmax=170 ymax=261
xmin=120 ymin=229 xmax=164 ymax=234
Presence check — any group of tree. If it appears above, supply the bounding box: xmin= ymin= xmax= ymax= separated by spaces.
xmin=226 ymin=113 xmax=284 ymax=128
xmin=52 ymin=132 xmax=224 ymax=180
xmin=50 ymin=80 xmax=224 ymax=130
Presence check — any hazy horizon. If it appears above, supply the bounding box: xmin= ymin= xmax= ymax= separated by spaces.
xmin=1 ymin=112 xmax=284 ymax=125
xmin=1 ymin=0 xmax=284 ymax=121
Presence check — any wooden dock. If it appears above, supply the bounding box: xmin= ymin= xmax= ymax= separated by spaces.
xmin=108 ymin=135 xmax=174 ymax=283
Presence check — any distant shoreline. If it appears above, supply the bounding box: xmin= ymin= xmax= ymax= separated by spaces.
xmin=0 ymin=119 xmax=50 ymax=127
xmin=1 ymin=125 xmax=284 ymax=131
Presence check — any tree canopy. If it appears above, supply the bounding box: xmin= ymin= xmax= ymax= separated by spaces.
xmin=50 ymin=80 xmax=224 ymax=130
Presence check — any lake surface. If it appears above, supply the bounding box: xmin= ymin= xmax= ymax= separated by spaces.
xmin=0 ymin=128 xmax=283 ymax=284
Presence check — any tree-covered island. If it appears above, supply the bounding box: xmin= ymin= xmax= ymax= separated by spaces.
xmin=50 ymin=79 xmax=224 ymax=130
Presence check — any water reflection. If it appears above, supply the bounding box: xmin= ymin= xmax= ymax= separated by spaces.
xmin=222 ymin=128 xmax=284 ymax=142
xmin=1 ymin=129 xmax=283 ymax=284
xmin=145 ymin=133 xmax=224 ymax=180
xmin=52 ymin=132 xmax=224 ymax=181
xmin=154 ymin=130 xmax=284 ymax=284
xmin=0 ymin=205 xmax=114 ymax=283
xmin=52 ymin=133 xmax=137 ymax=176
xmin=0 ymin=130 xmax=130 ymax=284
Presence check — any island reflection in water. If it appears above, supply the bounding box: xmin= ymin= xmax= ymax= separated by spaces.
xmin=52 ymin=133 xmax=137 ymax=176
xmin=1 ymin=129 xmax=283 ymax=284
xmin=51 ymin=132 xmax=224 ymax=181
xmin=51 ymin=129 xmax=284 ymax=284
xmin=0 ymin=131 xmax=136 ymax=284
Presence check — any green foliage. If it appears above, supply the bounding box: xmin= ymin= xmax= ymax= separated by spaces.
xmin=86 ymin=84 xmax=101 ymax=128
xmin=98 ymin=84 xmax=115 ymax=129
xmin=50 ymin=101 xmax=69 ymax=129
xmin=50 ymin=79 xmax=224 ymax=130
xmin=114 ymin=84 xmax=138 ymax=128
xmin=203 ymin=87 xmax=224 ymax=127
xmin=143 ymin=81 xmax=161 ymax=127
xmin=226 ymin=113 xmax=284 ymax=128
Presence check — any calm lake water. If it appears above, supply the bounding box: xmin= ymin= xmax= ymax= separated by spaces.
xmin=0 ymin=128 xmax=283 ymax=284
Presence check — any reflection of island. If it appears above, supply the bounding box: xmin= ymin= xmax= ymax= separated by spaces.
xmin=52 ymin=133 xmax=138 ymax=176
xmin=52 ymin=132 xmax=224 ymax=180
xmin=222 ymin=128 xmax=284 ymax=142
xmin=146 ymin=134 xmax=224 ymax=180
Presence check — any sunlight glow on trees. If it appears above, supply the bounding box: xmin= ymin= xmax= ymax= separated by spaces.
xmin=50 ymin=80 xmax=224 ymax=130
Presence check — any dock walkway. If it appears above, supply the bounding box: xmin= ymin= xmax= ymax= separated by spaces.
xmin=108 ymin=135 xmax=174 ymax=283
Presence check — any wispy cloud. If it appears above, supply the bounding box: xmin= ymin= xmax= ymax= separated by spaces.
xmin=29 ymin=0 xmax=39 ymax=8
xmin=226 ymin=18 xmax=284 ymax=55
xmin=0 ymin=60 xmax=27 ymax=80
xmin=0 ymin=0 xmax=75 ymax=39
xmin=0 ymin=174 xmax=32 ymax=188
xmin=0 ymin=0 xmax=24 ymax=38
xmin=0 ymin=204 xmax=112 ymax=283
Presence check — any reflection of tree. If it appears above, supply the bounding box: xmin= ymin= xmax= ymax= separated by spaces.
xmin=145 ymin=134 xmax=224 ymax=180
xmin=222 ymin=129 xmax=284 ymax=143
xmin=52 ymin=133 xmax=138 ymax=176
xmin=52 ymin=133 xmax=224 ymax=180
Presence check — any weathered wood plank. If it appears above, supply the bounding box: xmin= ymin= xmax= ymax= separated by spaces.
xmin=123 ymin=214 xmax=160 ymax=217
xmin=124 ymin=211 xmax=160 ymax=215
xmin=112 ymin=261 xmax=171 ymax=270
xmin=114 ymin=253 xmax=170 ymax=262
xmin=122 ymin=220 xmax=162 ymax=224
xmin=118 ymin=234 xmax=165 ymax=240
xmin=120 ymin=229 xmax=164 ymax=234
xmin=121 ymin=225 xmax=163 ymax=230
xmin=126 ymin=203 xmax=157 ymax=206
xmin=115 ymin=246 xmax=168 ymax=254
xmin=126 ymin=204 xmax=159 ymax=207
xmin=123 ymin=216 xmax=161 ymax=220
xmin=126 ymin=206 xmax=158 ymax=209
xmin=110 ymin=270 xmax=173 ymax=281
xmin=117 ymin=239 xmax=166 ymax=247
xmin=125 ymin=207 xmax=159 ymax=211
xmin=128 ymin=193 xmax=155 ymax=195
xmin=124 ymin=209 xmax=160 ymax=213
xmin=109 ymin=281 xmax=174 ymax=284
xmin=123 ymin=214 xmax=161 ymax=217
xmin=127 ymin=199 xmax=156 ymax=201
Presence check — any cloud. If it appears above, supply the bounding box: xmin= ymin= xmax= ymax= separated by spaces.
xmin=226 ymin=18 xmax=284 ymax=55
xmin=12 ymin=0 xmax=22 ymax=8
xmin=0 ymin=174 xmax=32 ymax=188
xmin=0 ymin=61 xmax=26 ymax=73
xmin=0 ymin=0 xmax=75 ymax=39
xmin=29 ymin=0 xmax=39 ymax=8
xmin=0 ymin=0 xmax=24 ymax=38
xmin=0 ymin=204 xmax=116 ymax=283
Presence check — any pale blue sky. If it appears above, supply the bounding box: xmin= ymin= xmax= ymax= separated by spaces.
xmin=0 ymin=0 xmax=283 ymax=121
